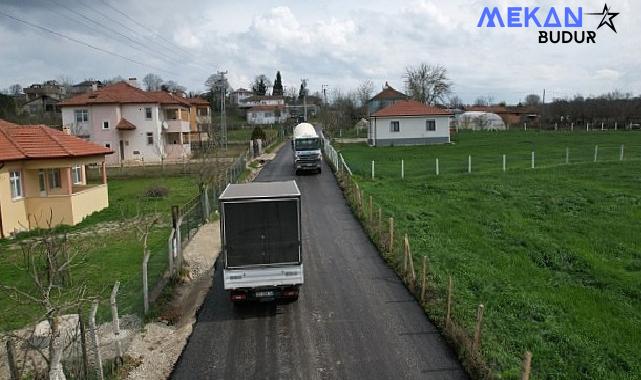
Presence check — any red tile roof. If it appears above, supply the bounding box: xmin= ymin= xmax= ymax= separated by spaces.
xmin=59 ymin=82 xmax=195 ymax=107
xmin=116 ymin=118 xmax=136 ymax=130
xmin=371 ymin=84 xmax=408 ymax=101
xmin=371 ymin=100 xmax=452 ymax=117
xmin=0 ymin=119 xmax=113 ymax=161
xmin=186 ymin=97 xmax=209 ymax=106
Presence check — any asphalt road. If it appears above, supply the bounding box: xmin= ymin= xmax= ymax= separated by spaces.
xmin=171 ymin=143 xmax=466 ymax=380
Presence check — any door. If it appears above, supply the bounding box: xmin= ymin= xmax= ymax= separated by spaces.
xmin=119 ymin=140 xmax=125 ymax=161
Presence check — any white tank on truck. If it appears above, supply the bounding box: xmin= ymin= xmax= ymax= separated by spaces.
xmin=292 ymin=122 xmax=322 ymax=175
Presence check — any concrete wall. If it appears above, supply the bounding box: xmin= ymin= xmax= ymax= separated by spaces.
xmin=371 ymin=115 xmax=451 ymax=146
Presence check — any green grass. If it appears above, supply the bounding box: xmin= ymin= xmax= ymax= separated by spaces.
xmin=0 ymin=176 xmax=198 ymax=331
xmin=339 ymin=131 xmax=641 ymax=379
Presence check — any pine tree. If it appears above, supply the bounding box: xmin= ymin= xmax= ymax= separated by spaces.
xmin=272 ymin=71 xmax=283 ymax=96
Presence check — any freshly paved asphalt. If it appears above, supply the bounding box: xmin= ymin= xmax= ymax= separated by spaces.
xmin=171 ymin=142 xmax=467 ymax=380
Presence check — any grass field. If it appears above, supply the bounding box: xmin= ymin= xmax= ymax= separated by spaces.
xmin=227 ymin=126 xmax=279 ymax=142
xmin=338 ymin=131 xmax=641 ymax=379
xmin=0 ymin=176 xmax=197 ymax=331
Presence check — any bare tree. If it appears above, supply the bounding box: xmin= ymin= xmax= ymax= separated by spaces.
xmin=143 ymin=73 xmax=164 ymax=91
xmin=473 ymin=96 xmax=494 ymax=107
xmin=9 ymin=83 xmax=22 ymax=96
xmin=356 ymin=80 xmax=374 ymax=108
xmin=448 ymin=95 xmax=464 ymax=109
xmin=524 ymin=94 xmax=541 ymax=106
xmin=404 ymin=63 xmax=452 ymax=105
xmin=0 ymin=218 xmax=96 ymax=378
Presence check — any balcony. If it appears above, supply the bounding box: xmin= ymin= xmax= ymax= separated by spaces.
xmin=24 ymin=184 xmax=108 ymax=228
xmin=164 ymin=119 xmax=190 ymax=133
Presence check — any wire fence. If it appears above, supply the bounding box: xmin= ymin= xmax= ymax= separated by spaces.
xmin=344 ymin=143 xmax=641 ymax=181
xmin=323 ymin=138 xmax=533 ymax=379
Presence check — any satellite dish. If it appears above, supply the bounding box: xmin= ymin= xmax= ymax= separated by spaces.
xmin=162 ymin=121 xmax=168 ymax=130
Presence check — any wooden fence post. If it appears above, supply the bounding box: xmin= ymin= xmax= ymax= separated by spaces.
xmin=594 ymin=145 xmax=599 ymax=162
xmin=420 ymin=256 xmax=428 ymax=303
xmin=565 ymin=147 xmax=569 ymax=164
xmin=403 ymin=234 xmax=409 ymax=275
xmin=468 ymin=155 xmax=472 ymax=174
xmin=473 ymin=304 xmax=485 ymax=352
xmin=435 ymin=158 xmax=440 ymax=176
xmin=521 ymin=351 xmax=532 ymax=380
xmin=5 ymin=338 xmax=19 ymax=380
xmin=388 ymin=217 xmax=394 ymax=255
xmin=502 ymin=154 xmax=506 ymax=172
xmin=401 ymin=159 xmax=405 ymax=179
xmin=446 ymin=275 xmax=452 ymax=328
xmin=407 ymin=237 xmax=416 ymax=290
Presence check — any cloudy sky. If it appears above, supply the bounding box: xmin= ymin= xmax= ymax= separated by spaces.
xmin=0 ymin=0 xmax=638 ymax=103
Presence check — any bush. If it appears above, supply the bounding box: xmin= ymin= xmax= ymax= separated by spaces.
xmin=251 ymin=126 xmax=267 ymax=140
xmin=144 ymin=185 xmax=169 ymax=198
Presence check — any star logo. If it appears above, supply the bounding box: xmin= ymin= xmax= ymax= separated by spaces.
xmin=587 ymin=3 xmax=619 ymax=33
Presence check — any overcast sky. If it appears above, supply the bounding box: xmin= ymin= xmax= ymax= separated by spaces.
xmin=0 ymin=0 xmax=638 ymax=103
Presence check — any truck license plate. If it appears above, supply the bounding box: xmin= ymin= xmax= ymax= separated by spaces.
xmin=255 ymin=291 xmax=274 ymax=298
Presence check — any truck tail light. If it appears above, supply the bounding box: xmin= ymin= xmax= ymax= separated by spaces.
xmin=230 ymin=292 xmax=247 ymax=301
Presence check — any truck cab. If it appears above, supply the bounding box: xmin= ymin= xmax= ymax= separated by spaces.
xmin=292 ymin=122 xmax=322 ymax=175
xmin=219 ymin=181 xmax=303 ymax=302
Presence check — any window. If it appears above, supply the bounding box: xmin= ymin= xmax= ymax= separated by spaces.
xmin=264 ymin=112 xmax=272 ymax=118
xmin=145 ymin=107 xmax=152 ymax=119
xmin=426 ymin=119 xmax=436 ymax=131
xmin=391 ymin=121 xmax=400 ymax=132
xmin=74 ymin=109 xmax=88 ymax=123
xmin=48 ymin=169 xmax=61 ymax=189
xmin=166 ymin=109 xmax=178 ymax=120
xmin=105 ymin=143 xmax=111 ymax=148
xmin=146 ymin=132 xmax=154 ymax=145
xmin=197 ymin=107 xmax=208 ymax=116
xmin=38 ymin=170 xmax=47 ymax=193
xmin=71 ymin=166 xmax=83 ymax=184
xmin=9 ymin=170 xmax=22 ymax=199
xmin=102 ymin=121 xmax=109 ymax=129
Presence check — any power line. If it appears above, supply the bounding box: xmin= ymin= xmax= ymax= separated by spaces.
xmin=97 ymin=0 xmax=197 ymax=59
xmin=0 ymin=10 xmax=177 ymax=75
xmin=46 ymin=0 xmax=183 ymax=67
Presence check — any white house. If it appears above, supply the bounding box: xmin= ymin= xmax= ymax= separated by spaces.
xmin=247 ymin=105 xmax=289 ymax=124
xmin=368 ymin=100 xmax=452 ymax=146
xmin=59 ymin=81 xmax=207 ymax=165
xmin=239 ymin=95 xmax=285 ymax=109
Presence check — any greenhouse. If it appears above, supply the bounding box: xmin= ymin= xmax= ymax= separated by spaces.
xmin=455 ymin=111 xmax=506 ymax=130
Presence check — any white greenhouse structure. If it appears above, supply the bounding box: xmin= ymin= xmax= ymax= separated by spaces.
xmin=455 ymin=111 xmax=506 ymax=130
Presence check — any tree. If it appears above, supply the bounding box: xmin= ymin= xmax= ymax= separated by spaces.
xmin=298 ymin=82 xmax=307 ymax=101
xmin=448 ymin=95 xmax=464 ymax=109
xmin=524 ymin=94 xmax=541 ymax=106
xmin=404 ymin=63 xmax=451 ymax=105
xmin=356 ymin=80 xmax=374 ymax=108
xmin=474 ymin=96 xmax=494 ymax=107
xmin=251 ymin=74 xmax=271 ymax=96
xmin=162 ymin=80 xmax=186 ymax=93
xmin=8 ymin=83 xmax=22 ymax=96
xmin=272 ymin=71 xmax=284 ymax=96
xmin=143 ymin=73 xmax=163 ymax=91
xmin=103 ymin=75 xmax=125 ymax=85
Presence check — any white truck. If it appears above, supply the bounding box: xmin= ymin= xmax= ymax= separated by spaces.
xmin=219 ymin=181 xmax=303 ymax=302
xmin=292 ymin=122 xmax=322 ymax=174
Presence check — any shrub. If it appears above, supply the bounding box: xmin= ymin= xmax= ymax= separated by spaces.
xmin=144 ymin=185 xmax=169 ymax=198
xmin=251 ymin=126 xmax=267 ymax=140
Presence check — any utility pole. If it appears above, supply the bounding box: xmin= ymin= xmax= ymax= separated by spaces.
xmin=322 ymin=84 xmax=328 ymax=105
xmin=218 ymin=71 xmax=228 ymax=150
xmin=302 ymin=78 xmax=308 ymax=122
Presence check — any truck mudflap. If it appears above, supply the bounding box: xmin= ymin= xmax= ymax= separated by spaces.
xmin=223 ymin=264 xmax=304 ymax=290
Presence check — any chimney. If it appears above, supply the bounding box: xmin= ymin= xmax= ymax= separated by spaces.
xmin=127 ymin=77 xmax=138 ymax=88
xmin=91 ymin=83 xmax=98 ymax=92
xmin=62 ymin=125 xmax=71 ymax=135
